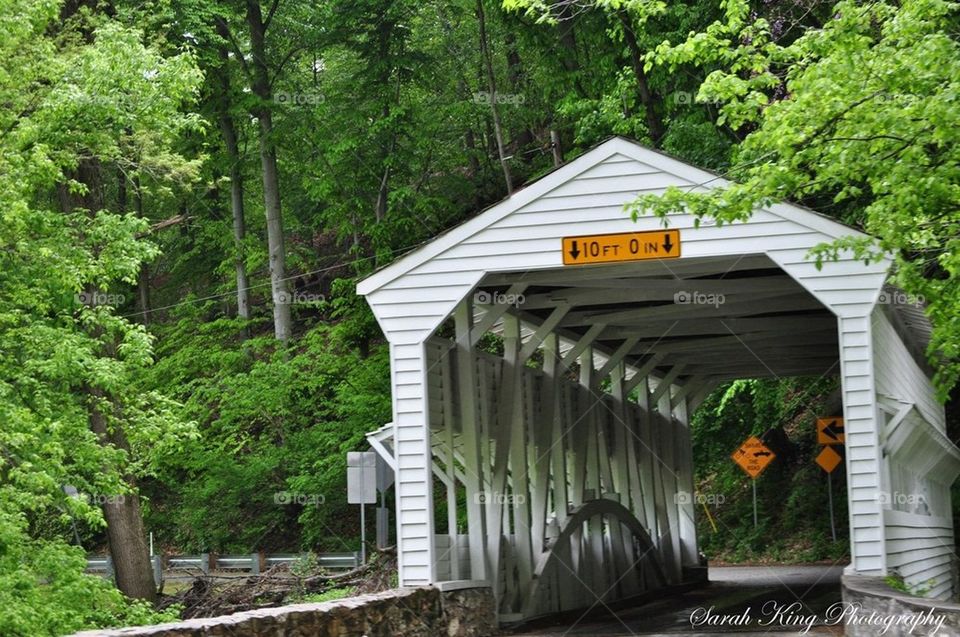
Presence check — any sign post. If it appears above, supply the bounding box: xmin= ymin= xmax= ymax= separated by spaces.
xmin=732 ymin=436 xmax=776 ymax=528
xmin=347 ymin=451 xmax=377 ymax=564
xmin=815 ymin=444 xmax=843 ymax=542
xmin=375 ymin=454 xmax=394 ymax=549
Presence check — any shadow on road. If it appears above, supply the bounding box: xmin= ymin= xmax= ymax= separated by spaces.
xmin=509 ymin=564 xmax=847 ymax=636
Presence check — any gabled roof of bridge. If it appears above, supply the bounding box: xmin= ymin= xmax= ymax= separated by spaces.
xmin=358 ymin=136 xmax=868 ymax=296
xmin=357 ymin=136 xmax=933 ymax=380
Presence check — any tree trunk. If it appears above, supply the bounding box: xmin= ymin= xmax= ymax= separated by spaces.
xmin=247 ymin=0 xmax=291 ymax=342
xmin=618 ymin=11 xmax=665 ymax=146
xmin=133 ymin=180 xmax=150 ymax=325
xmin=476 ymin=0 xmax=513 ymax=195
xmin=214 ymin=25 xmax=251 ymax=325
xmin=505 ymin=32 xmax=533 ymax=152
xmin=374 ymin=18 xmax=396 ymax=224
xmin=60 ymin=158 xmax=157 ymax=603
xmin=555 ymin=2 xmax=587 ymax=97
xmin=87 ymin=385 xmax=157 ymax=603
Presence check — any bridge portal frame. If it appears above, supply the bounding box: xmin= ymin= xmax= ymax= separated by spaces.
xmin=358 ymin=137 xmax=960 ymax=618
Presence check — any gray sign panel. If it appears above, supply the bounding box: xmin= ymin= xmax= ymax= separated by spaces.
xmin=347 ymin=451 xmax=377 ymax=504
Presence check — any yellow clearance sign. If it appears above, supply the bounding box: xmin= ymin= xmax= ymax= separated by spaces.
xmin=562 ymin=230 xmax=681 ymax=265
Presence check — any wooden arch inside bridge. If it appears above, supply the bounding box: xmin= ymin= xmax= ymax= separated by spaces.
xmin=358 ymin=137 xmax=960 ymax=623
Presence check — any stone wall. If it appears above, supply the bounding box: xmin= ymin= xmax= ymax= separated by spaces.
xmin=71 ymin=586 xmax=497 ymax=637
xmin=842 ymin=574 xmax=960 ymax=636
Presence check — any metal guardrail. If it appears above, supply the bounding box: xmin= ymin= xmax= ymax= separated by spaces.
xmin=86 ymin=551 xmax=361 ymax=585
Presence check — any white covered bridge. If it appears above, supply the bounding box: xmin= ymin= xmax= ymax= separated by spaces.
xmin=357 ymin=137 xmax=960 ymax=621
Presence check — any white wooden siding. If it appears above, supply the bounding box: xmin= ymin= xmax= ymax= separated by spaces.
xmin=388 ymin=341 xmax=435 ymax=584
xmin=872 ymin=310 xmax=944 ymax=431
xmin=872 ymin=306 xmax=955 ymax=598
xmin=884 ymin=509 xmax=955 ymax=600
xmin=838 ymin=315 xmax=886 ymax=574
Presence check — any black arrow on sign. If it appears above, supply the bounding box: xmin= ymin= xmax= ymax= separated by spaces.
xmin=754 ymin=451 xmax=772 ymax=457
xmin=663 ymin=233 xmax=674 ymax=253
xmin=569 ymin=241 xmax=581 ymax=260
xmin=822 ymin=419 xmax=844 ymax=441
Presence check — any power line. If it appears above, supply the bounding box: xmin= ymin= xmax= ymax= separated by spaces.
xmin=117 ymin=244 xmax=418 ymax=320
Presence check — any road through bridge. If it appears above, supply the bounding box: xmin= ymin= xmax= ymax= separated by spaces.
xmin=510 ymin=564 xmax=845 ymax=636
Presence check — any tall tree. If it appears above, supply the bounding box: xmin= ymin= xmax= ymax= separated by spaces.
xmin=0 ymin=0 xmax=201 ymax=615
xmin=477 ymin=0 xmax=514 ymax=193
xmin=214 ymin=19 xmax=252 ymax=326
xmin=213 ymin=0 xmax=293 ymax=341
xmin=246 ymin=0 xmax=291 ymax=341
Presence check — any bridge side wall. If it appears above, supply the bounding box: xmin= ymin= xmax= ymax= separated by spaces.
xmin=872 ymin=309 xmax=955 ymax=599
xmin=425 ymin=329 xmax=692 ymax=619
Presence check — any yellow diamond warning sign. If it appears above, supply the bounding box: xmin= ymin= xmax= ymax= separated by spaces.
xmin=562 ymin=230 xmax=680 ymax=265
xmin=732 ymin=436 xmax=776 ymax=479
xmin=815 ymin=446 xmax=843 ymax=473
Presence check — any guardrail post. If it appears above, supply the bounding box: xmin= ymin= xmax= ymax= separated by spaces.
xmin=106 ymin=555 xmax=114 ymax=580
xmin=250 ymin=552 xmax=260 ymax=575
xmin=200 ymin=553 xmax=210 ymax=574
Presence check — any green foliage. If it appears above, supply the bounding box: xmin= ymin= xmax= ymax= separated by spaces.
xmin=692 ymin=377 xmax=848 ymax=563
xmin=0 ymin=526 xmax=179 ymax=636
xmin=0 ymin=0 xmax=201 ymax=630
xmin=631 ymin=0 xmax=960 ymax=395
xmin=885 ymin=573 xmax=911 ymax=593
xmin=139 ymin=313 xmax=391 ymax=552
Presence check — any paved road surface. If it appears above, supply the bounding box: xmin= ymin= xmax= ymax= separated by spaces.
xmin=509 ymin=564 xmax=846 ymax=636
